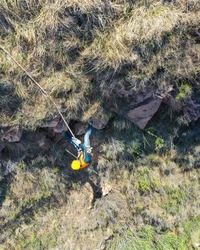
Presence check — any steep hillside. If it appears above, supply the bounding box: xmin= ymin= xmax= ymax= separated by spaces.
xmin=0 ymin=0 xmax=200 ymax=249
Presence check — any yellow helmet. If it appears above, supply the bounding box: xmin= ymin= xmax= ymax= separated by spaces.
xmin=71 ymin=160 xmax=81 ymax=170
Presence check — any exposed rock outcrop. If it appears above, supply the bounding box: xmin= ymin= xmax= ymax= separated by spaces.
xmin=107 ymin=81 xmax=200 ymax=129
xmin=90 ymin=107 xmax=110 ymax=130
xmin=41 ymin=118 xmax=68 ymax=133
xmin=1 ymin=126 xmax=22 ymax=142
xmin=74 ymin=123 xmax=88 ymax=135
xmin=0 ymin=160 xmax=17 ymax=180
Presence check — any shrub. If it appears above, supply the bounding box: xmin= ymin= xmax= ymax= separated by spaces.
xmin=176 ymin=83 xmax=192 ymax=101
xmin=101 ymin=139 xmax=126 ymax=161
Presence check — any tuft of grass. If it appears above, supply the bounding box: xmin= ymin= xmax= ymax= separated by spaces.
xmin=161 ymin=185 xmax=190 ymax=215
xmin=0 ymin=81 xmax=22 ymax=117
xmin=0 ymin=0 xmax=43 ymax=23
xmin=112 ymin=116 xmax=135 ymax=132
xmin=134 ymin=166 xmax=160 ymax=193
xmin=176 ymin=83 xmax=192 ymax=101
xmin=13 ymin=95 xmax=51 ymax=130
xmin=101 ymin=138 xmax=126 ymax=161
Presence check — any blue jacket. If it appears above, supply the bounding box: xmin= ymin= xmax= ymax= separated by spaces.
xmin=78 ymin=144 xmax=92 ymax=163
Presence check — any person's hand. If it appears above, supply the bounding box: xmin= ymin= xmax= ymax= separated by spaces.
xmin=86 ymin=147 xmax=92 ymax=153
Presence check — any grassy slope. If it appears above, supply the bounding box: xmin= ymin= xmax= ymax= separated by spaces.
xmin=0 ymin=0 xmax=200 ymax=249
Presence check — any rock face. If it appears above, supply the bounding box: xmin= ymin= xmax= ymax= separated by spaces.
xmin=0 ymin=160 xmax=17 ymax=180
xmin=0 ymin=128 xmax=55 ymax=178
xmin=90 ymin=107 xmax=110 ymax=130
xmin=164 ymin=96 xmax=200 ymax=121
xmin=1 ymin=126 xmax=22 ymax=142
xmin=0 ymin=12 xmax=13 ymax=34
xmin=125 ymin=97 xmax=163 ymax=129
xmin=41 ymin=118 xmax=68 ymax=133
xmin=108 ymin=81 xmax=200 ymax=129
xmin=74 ymin=123 xmax=88 ymax=136
xmin=108 ymin=82 xmax=173 ymax=129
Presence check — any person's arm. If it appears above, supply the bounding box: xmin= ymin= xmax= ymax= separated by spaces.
xmin=65 ymin=134 xmax=81 ymax=151
xmin=65 ymin=133 xmax=72 ymax=142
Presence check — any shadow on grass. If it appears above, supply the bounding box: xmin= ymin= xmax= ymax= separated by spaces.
xmin=0 ymin=175 xmax=10 ymax=209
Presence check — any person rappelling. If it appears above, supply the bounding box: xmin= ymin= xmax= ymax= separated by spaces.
xmin=65 ymin=124 xmax=93 ymax=170
xmin=0 ymin=46 xmax=93 ymax=171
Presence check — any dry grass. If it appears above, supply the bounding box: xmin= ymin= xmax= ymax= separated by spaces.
xmin=10 ymin=94 xmax=53 ymax=130
xmin=0 ymin=0 xmax=43 ymax=23
xmin=0 ymin=0 xmax=198 ymax=130
xmin=82 ymin=2 xmax=183 ymax=71
xmin=81 ymin=101 xmax=101 ymax=121
xmin=40 ymin=72 xmax=77 ymax=97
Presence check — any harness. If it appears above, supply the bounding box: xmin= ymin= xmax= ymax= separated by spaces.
xmin=79 ymin=151 xmax=93 ymax=169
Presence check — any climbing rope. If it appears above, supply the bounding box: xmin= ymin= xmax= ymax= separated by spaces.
xmin=65 ymin=149 xmax=78 ymax=159
xmin=0 ymin=45 xmax=76 ymax=138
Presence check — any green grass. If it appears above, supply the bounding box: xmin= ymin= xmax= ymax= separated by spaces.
xmin=134 ymin=166 xmax=160 ymax=193
xmin=107 ymin=216 xmax=200 ymax=250
xmin=161 ymin=185 xmax=190 ymax=215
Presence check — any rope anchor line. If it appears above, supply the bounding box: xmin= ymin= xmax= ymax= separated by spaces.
xmin=65 ymin=149 xmax=78 ymax=159
xmin=0 ymin=45 xmax=76 ymax=138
